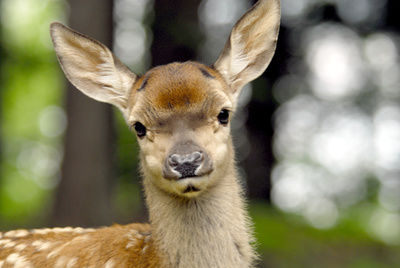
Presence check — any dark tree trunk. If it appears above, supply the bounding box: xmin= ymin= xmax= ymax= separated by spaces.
xmin=52 ymin=0 xmax=115 ymax=227
xmin=151 ymin=0 xmax=203 ymax=66
xmin=243 ymin=26 xmax=287 ymax=202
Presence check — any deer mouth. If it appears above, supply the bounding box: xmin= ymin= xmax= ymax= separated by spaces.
xmin=182 ymin=184 xmax=200 ymax=193
xmin=169 ymin=175 xmax=210 ymax=197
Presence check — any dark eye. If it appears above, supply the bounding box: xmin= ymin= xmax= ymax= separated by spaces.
xmin=133 ymin=122 xmax=146 ymax=138
xmin=217 ymin=109 xmax=230 ymax=125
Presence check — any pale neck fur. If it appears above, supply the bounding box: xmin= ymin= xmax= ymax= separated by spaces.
xmin=142 ymin=160 xmax=257 ymax=268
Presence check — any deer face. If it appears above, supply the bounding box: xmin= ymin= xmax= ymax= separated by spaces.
xmin=50 ymin=0 xmax=280 ymax=199
xmin=127 ymin=62 xmax=233 ymax=197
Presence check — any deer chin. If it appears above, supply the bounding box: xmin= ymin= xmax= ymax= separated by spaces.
xmin=168 ymin=175 xmax=210 ymax=198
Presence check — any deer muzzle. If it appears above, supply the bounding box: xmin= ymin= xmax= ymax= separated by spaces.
xmin=163 ymin=141 xmax=213 ymax=180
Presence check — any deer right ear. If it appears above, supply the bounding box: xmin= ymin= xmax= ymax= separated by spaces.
xmin=50 ymin=22 xmax=137 ymax=113
xmin=214 ymin=0 xmax=280 ymax=105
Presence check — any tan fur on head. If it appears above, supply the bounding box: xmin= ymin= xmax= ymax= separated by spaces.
xmin=1 ymin=0 xmax=280 ymax=267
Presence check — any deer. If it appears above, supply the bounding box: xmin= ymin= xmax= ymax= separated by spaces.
xmin=0 ymin=0 xmax=280 ymax=267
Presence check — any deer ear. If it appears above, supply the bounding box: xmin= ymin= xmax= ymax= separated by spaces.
xmin=214 ymin=0 xmax=280 ymax=102
xmin=50 ymin=22 xmax=137 ymax=113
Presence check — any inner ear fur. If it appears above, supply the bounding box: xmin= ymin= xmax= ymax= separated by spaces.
xmin=50 ymin=22 xmax=137 ymax=113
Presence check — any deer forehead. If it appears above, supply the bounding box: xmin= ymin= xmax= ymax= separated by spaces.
xmin=128 ymin=62 xmax=231 ymax=126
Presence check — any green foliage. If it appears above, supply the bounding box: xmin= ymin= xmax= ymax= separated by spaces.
xmin=250 ymin=202 xmax=400 ymax=268
xmin=0 ymin=0 xmax=66 ymax=229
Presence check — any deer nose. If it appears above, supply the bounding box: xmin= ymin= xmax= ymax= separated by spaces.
xmin=168 ymin=152 xmax=203 ymax=179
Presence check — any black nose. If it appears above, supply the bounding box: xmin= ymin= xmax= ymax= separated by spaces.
xmin=168 ymin=152 xmax=203 ymax=179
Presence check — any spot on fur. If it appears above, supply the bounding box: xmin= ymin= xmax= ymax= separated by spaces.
xmin=4 ymin=229 xmax=30 ymax=238
xmin=5 ymin=253 xmax=20 ymax=264
xmin=0 ymin=239 xmax=12 ymax=246
xmin=55 ymin=256 xmax=69 ymax=267
xmin=15 ymin=243 xmax=28 ymax=251
xmin=66 ymin=257 xmax=79 ymax=268
xmin=105 ymin=259 xmax=115 ymax=268
xmin=3 ymin=241 xmax=17 ymax=249
xmin=33 ymin=241 xmax=53 ymax=251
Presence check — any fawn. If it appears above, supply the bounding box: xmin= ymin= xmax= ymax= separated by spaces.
xmin=0 ymin=0 xmax=280 ymax=267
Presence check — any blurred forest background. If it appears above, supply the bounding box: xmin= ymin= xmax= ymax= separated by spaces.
xmin=0 ymin=0 xmax=400 ymax=267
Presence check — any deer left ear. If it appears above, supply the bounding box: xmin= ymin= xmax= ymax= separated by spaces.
xmin=214 ymin=0 xmax=280 ymax=103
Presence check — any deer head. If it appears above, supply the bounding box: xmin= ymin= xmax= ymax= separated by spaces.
xmin=50 ymin=0 xmax=280 ymax=199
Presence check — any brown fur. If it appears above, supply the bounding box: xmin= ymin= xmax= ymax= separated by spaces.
xmin=134 ymin=63 xmax=221 ymax=110
xmin=128 ymin=62 xmax=229 ymax=130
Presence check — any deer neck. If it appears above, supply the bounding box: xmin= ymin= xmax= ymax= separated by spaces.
xmin=142 ymin=157 xmax=256 ymax=268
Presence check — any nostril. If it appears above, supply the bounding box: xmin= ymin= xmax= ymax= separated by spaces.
xmin=192 ymin=152 xmax=202 ymax=163
xmin=169 ymin=154 xmax=180 ymax=167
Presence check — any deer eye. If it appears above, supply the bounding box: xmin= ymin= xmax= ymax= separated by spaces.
xmin=133 ymin=122 xmax=147 ymax=138
xmin=217 ymin=109 xmax=230 ymax=125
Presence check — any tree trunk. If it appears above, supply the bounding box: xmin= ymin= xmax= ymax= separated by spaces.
xmin=151 ymin=0 xmax=203 ymax=66
xmin=52 ymin=0 xmax=115 ymax=227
